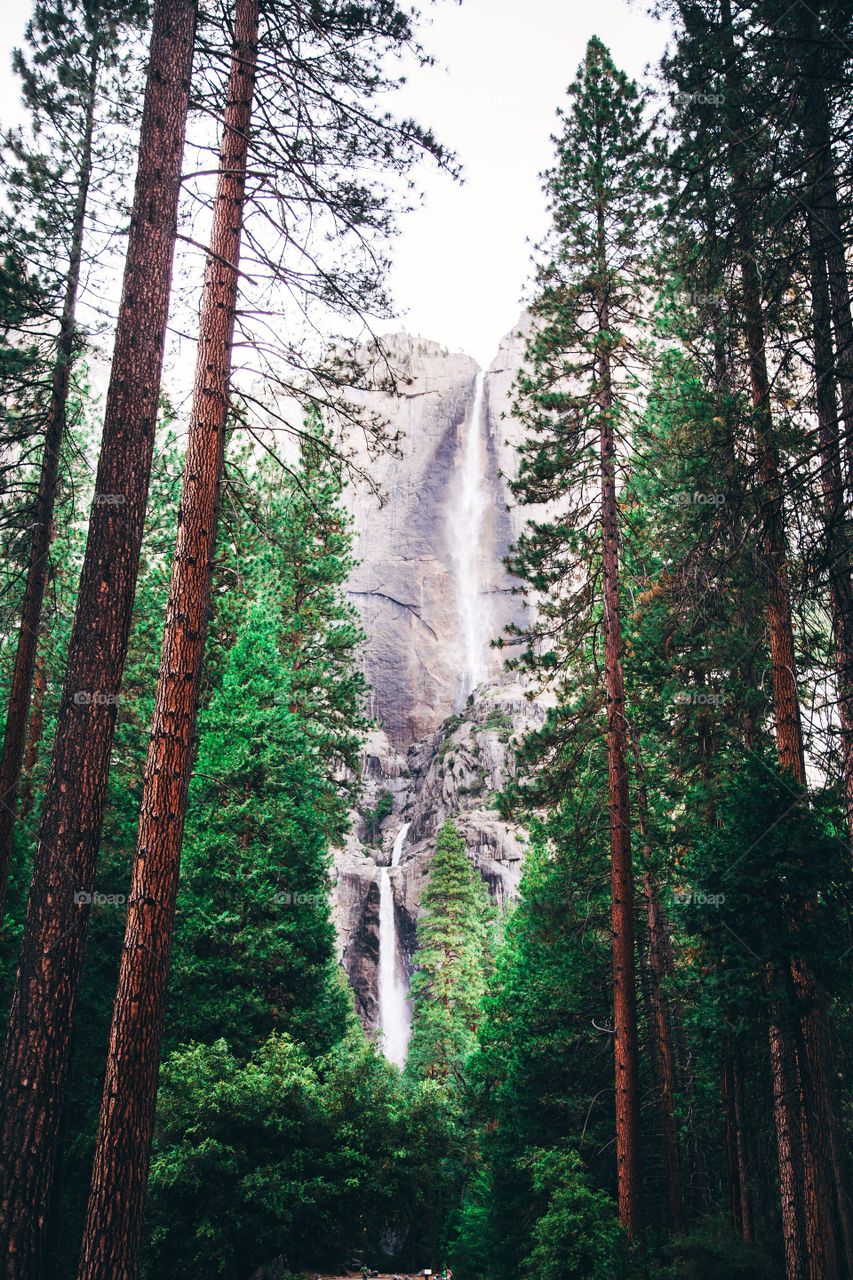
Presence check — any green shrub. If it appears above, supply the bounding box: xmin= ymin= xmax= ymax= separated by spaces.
xmin=521 ymin=1147 xmax=626 ymax=1280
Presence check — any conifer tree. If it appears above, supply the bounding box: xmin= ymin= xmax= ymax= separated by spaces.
xmin=78 ymin=2 xmax=260 ymax=1267
xmin=0 ymin=0 xmax=144 ymax=921
xmin=407 ymin=819 xmax=494 ymax=1088
xmin=165 ymin=598 xmax=351 ymax=1058
xmin=0 ymin=2 xmax=197 ymax=1272
xmin=507 ymin=36 xmax=659 ymax=1243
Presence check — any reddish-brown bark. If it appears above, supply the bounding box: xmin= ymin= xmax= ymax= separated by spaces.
xmin=0 ymin=3 xmax=197 ymax=1275
xmin=78 ymin=2 xmax=258 ymax=1273
xmin=595 ymin=234 xmax=643 ymax=1237
xmin=769 ymin=1012 xmax=808 ymax=1280
xmin=0 ymin=30 xmax=101 ymax=926
xmin=717 ymin=6 xmax=849 ymax=1274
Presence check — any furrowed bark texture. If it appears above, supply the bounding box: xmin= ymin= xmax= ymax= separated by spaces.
xmin=596 ymin=253 xmax=643 ymax=1240
xmin=0 ymin=4 xmax=196 ymax=1275
xmin=0 ymin=30 xmax=100 ymax=925
xmin=78 ymin=1 xmax=258 ymax=1274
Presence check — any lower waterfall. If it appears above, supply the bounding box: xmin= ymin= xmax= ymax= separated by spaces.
xmin=378 ymin=822 xmax=411 ymax=1067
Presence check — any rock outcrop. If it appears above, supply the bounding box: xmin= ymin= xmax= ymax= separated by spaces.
xmin=332 ymin=672 xmax=551 ymax=1027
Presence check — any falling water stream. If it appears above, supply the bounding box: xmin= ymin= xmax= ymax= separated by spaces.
xmin=447 ymin=370 xmax=492 ymax=705
xmin=377 ymin=376 xmax=492 ymax=1067
xmin=378 ymin=822 xmax=411 ymax=1067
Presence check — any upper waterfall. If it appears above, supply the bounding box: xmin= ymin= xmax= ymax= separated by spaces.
xmin=447 ymin=370 xmax=493 ymax=706
xmin=341 ymin=323 xmax=529 ymax=748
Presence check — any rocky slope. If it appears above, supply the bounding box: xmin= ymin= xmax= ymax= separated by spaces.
xmin=332 ymin=673 xmax=548 ymax=1027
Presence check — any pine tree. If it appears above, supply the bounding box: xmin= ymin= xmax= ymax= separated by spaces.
xmin=0 ymin=0 xmax=145 ymax=922
xmin=78 ymin=3 xmax=259 ymax=1266
xmin=507 ymin=36 xmax=659 ymax=1243
xmin=165 ymin=597 xmax=351 ymax=1058
xmin=0 ymin=2 xmax=197 ymax=1272
xmin=407 ymin=820 xmax=494 ymax=1089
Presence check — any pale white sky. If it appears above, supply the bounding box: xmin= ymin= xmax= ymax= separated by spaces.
xmin=0 ymin=0 xmax=669 ymax=368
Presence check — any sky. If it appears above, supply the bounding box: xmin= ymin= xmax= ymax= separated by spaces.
xmin=0 ymin=0 xmax=670 ymax=368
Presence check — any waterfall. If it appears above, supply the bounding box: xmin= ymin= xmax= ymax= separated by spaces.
xmin=448 ymin=370 xmax=492 ymax=706
xmin=378 ymin=822 xmax=411 ymax=1067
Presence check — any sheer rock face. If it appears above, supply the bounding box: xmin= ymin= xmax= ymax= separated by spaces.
xmin=333 ymin=321 xmax=546 ymax=1029
xmin=343 ymin=330 xmax=526 ymax=750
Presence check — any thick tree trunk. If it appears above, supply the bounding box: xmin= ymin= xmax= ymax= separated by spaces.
xmin=0 ymin=4 xmax=196 ymax=1275
xmin=769 ymin=1010 xmax=808 ymax=1280
xmin=78 ymin=3 xmax=258 ymax=1274
xmin=0 ymin=31 xmax=101 ymax=926
xmin=596 ymin=266 xmax=643 ymax=1240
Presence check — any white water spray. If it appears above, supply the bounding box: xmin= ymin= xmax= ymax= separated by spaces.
xmin=447 ymin=370 xmax=492 ymax=706
xmin=378 ymin=822 xmax=411 ymax=1067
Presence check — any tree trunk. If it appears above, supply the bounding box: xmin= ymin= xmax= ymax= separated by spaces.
xmin=731 ymin=1055 xmax=753 ymax=1244
xmin=716 ymin=6 xmax=847 ymax=1275
xmin=769 ymin=1009 xmax=808 ymax=1280
xmin=0 ymin=4 xmax=196 ymax=1275
xmin=722 ymin=1057 xmax=742 ymax=1236
xmin=803 ymin=86 xmax=853 ymax=495
xmin=799 ymin=66 xmax=853 ymax=850
xmin=596 ymin=249 xmax=643 ymax=1240
xmin=0 ymin=30 xmax=101 ymax=926
xmin=629 ymin=723 xmax=685 ymax=1233
xmin=18 ymin=653 xmax=46 ymax=820
xmin=78 ymin=2 xmax=257 ymax=1274
xmin=807 ymin=214 xmax=853 ymax=850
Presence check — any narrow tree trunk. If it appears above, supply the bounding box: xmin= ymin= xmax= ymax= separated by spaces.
xmin=803 ymin=89 xmax=853 ymax=493
xmin=722 ymin=1056 xmax=742 ymax=1235
xmin=629 ymin=723 xmax=685 ymax=1233
xmin=0 ymin=4 xmax=196 ymax=1274
xmin=0 ymin=29 xmax=101 ymax=926
xmin=78 ymin=3 xmax=258 ymax=1273
xmin=596 ymin=254 xmax=643 ymax=1239
xmin=731 ymin=1055 xmax=753 ymax=1244
xmin=800 ymin=70 xmax=853 ymax=850
xmin=807 ymin=217 xmax=853 ymax=845
xmin=18 ymin=653 xmax=46 ymax=820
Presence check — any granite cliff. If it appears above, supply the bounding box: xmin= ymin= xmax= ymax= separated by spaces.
xmin=331 ymin=319 xmax=544 ymax=1035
